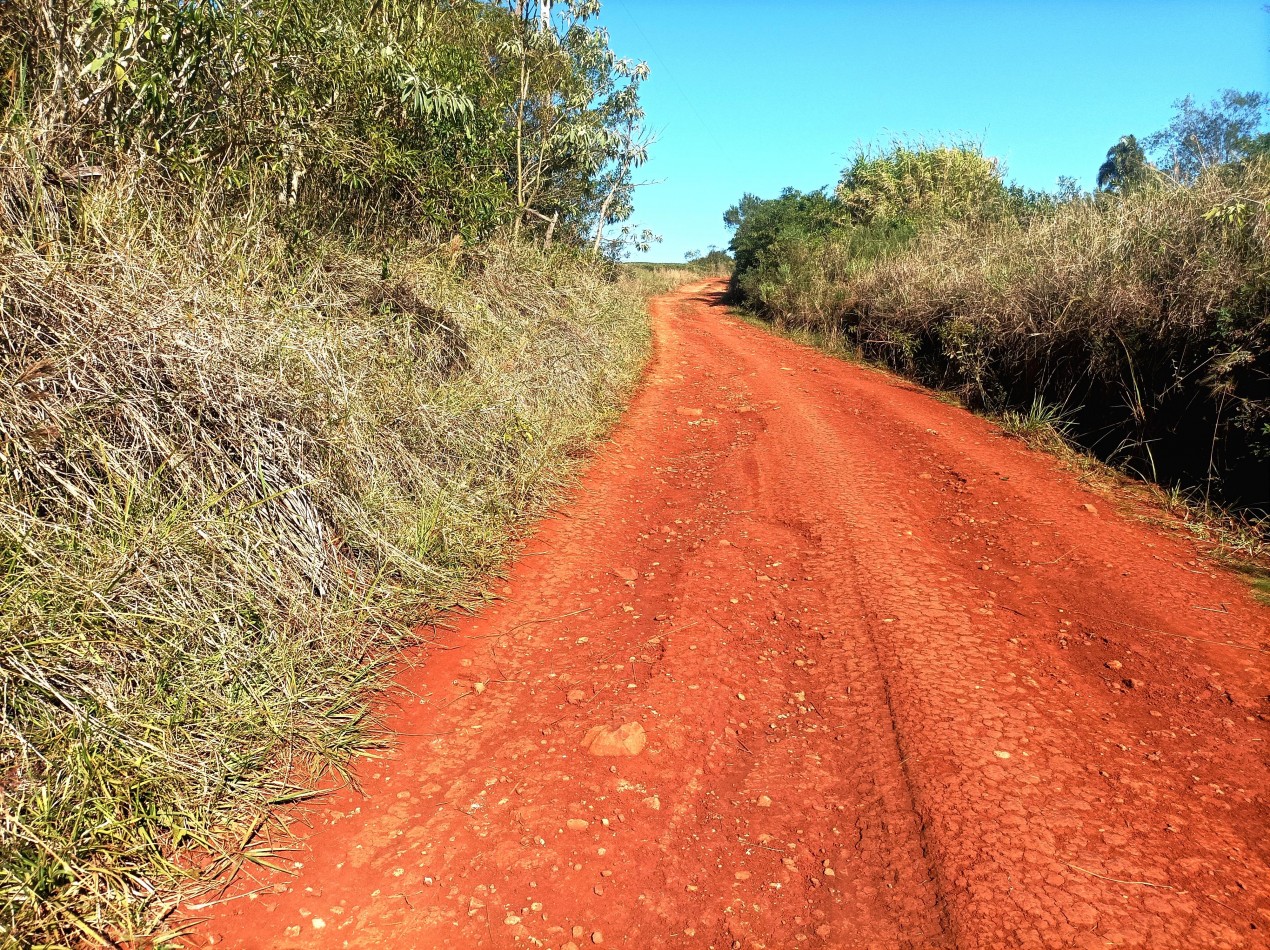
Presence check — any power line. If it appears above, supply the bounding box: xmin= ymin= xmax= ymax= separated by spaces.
xmin=606 ymin=0 xmax=720 ymax=141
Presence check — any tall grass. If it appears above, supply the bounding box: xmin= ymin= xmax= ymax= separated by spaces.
xmin=619 ymin=260 xmax=724 ymax=296
xmin=0 ymin=152 xmax=650 ymax=946
xmin=737 ymin=162 xmax=1270 ymax=509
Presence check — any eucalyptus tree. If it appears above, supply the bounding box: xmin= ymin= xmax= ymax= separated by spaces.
xmin=3 ymin=0 xmax=651 ymax=249
xmin=1144 ymin=90 xmax=1269 ymax=182
xmin=495 ymin=0 xmax=651 ymax=250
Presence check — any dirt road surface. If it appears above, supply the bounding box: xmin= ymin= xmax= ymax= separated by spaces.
xmin=195 ymin=280 xmax=1269 ymax=949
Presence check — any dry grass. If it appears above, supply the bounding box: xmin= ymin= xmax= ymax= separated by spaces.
xmin=618 ymin=261 xmax=719 ymax=297
xmin=743 ymin=162 xmax=1270 ymax=512
xmin=0 ymin=156 xmax=649 ymax=946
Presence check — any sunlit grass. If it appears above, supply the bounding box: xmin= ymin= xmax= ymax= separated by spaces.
xmin=1 ymin=160 xmax=651 ymax=945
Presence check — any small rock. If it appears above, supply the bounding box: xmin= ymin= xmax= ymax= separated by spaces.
xmin=567 ymin=689 xmax=587 ymax=705
xmin=567 ymin=819 xmax=590 ymax=832
xmin=582 ymin=722 xmax=647 ymax=757
xmin=756 ymin=795 xmax=773 ymax=808
xmin=1123 ymin=678 xmax=1143 ymax=690
xmin=615 ymin=567 xmax=638 ymax=581
xmin=592 ymin=931 xmax=604 ymax=944
xmin=1081 ymin=503 xmax=1099 ymax=515
xmin=643 ymin=795 xmax=660 ymax=810
xmin=311 ymin=919 xmax=326 ymax=930
xmin=573 ymin=925 xmax=585 ymax=939
xmin=505 ymin=915 xmax=522 ymax=925
xmin=1106 ymin=660 xmax=1122 ymax=671
xmin=735 ymin=871 xmax=751 ymax=881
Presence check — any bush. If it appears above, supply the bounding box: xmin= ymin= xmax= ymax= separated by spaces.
xmin=727 ymin=148 xmax=1270 ymax=508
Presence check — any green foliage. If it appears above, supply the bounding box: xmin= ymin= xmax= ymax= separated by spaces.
xmin=723 ymin=144 xmax=1047 ymax=318
xmin=1143 ymin=89 xmax=1268 ymax=182
xmin=837 ymin=142 xmax=1008 ymax=225
xmin=0 ymin=0 xmax=651 ymax=249
xmin=723 ymin=188 xmax=846 ymax=303
xmin=1096 ymin=134 xmax=1157 ymax=193
xmin=683 ymin=246 xmax=733 ymax=273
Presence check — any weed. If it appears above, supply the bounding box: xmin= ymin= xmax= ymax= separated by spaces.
xmin=1000 ymin=398 xmax=1078 ymax=450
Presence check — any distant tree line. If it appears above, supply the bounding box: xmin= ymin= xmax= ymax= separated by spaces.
xmin=1097 ymin=90 xmax=1269 ymax=193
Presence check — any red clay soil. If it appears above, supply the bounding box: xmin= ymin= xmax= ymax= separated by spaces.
xmin=191 ymin=280 xmax=1269 ymax=949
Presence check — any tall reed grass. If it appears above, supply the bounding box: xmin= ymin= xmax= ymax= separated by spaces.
xmin=0 ymin=151 xmax=650 ymax=946
xmin=741 ymin=163 xmax=1270 ymax=508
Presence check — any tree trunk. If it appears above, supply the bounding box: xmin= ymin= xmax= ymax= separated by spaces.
xmin=591 ymin=186 xmax=617 ymax=256
xmin=591 ymin=157 xmax=631 ymax=257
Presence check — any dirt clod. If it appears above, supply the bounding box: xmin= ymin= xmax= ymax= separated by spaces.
xmin=582 ymin=722 xmax=647 ymax=757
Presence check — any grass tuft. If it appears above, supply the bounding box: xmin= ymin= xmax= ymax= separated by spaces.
xmin=1000 ymin=398 xmax=1078 ymax=451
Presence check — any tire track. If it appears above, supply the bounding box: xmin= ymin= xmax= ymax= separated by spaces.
xmin=194 ymin=280 xmax=1270 ymax=950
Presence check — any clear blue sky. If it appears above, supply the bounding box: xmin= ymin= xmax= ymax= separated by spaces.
xmin=597 ymin=0 xmax=1270 ymax=262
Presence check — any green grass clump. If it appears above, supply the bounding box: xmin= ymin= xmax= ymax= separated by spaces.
xmin=0 ymin=161 xmax=649 ymax=946
xmin=1000 ymin=398 xmax=1078 ymax=451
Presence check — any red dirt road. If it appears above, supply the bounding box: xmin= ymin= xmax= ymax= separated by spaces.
xmin=196 ymin=280 xmax=1269 ymax=949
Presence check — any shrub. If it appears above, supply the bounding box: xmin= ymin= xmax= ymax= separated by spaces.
xmin=727 ymin=149 xmax=1270 ymax=508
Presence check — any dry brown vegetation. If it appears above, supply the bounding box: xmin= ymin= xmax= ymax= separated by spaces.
xmin=731 ymin=158 xmax=1270 ymax=514
xmin=0 ymin=156 xmax=650 ymax=945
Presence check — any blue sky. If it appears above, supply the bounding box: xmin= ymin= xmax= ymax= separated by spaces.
xmin=597 ymin=0 xmax=1270 ymax=262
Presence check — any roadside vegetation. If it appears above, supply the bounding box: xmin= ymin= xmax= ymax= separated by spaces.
xmin=621 ymin=248 xmax=734 ymax=295
xmin=1 ymin=1 xmax=658 ymax=944
xmin=725 ymin=93 xmax=1270 ymax=519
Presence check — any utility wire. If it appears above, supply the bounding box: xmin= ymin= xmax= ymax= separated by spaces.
xmin=607 ymin=0 xmax=721 ymax=141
